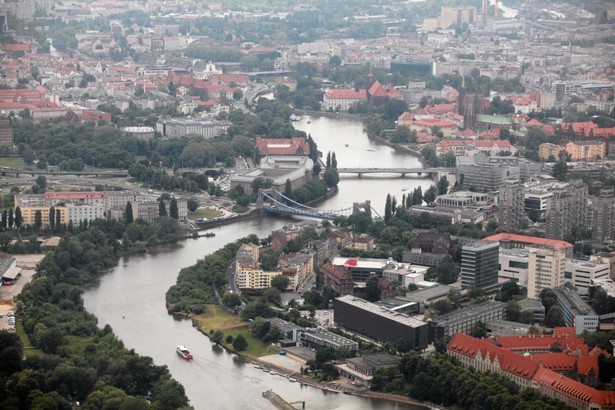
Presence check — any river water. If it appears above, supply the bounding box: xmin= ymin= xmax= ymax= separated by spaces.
xmin=83 ymin=115 xmax=432 ymax=410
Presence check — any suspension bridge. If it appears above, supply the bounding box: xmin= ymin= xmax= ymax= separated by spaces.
xmin=257 ymin=189 xmax=383 ymax=221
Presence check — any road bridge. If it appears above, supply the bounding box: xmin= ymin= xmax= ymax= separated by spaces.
xmin=336 ymin=167 xmax=454 ymax=177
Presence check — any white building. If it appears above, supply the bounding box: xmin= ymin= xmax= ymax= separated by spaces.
xmin=564 ymin=259 xmax=610 ymax=295
xmin=527 ymin=245 xmax=567 ymax=299
xmin=66 ymin=203 xmax=106 ymax=224
xmin=498 ymin=248 xmax=529 ymax=286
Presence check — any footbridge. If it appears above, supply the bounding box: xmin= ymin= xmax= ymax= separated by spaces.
xmin=257 ymin=189 xmax=382 ymax=221
xmin=336 ymin=167 xmax=454 ymax=177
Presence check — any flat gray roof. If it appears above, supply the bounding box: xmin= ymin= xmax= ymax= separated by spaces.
xmin=336 ymin=295 xmax=427 ymax=328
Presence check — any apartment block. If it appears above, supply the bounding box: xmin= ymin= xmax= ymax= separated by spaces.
xmin=498 ymin=180 xmax=526 ymax=231
xmin=545 ymin=180 xmax=588 ymax=240
xmin=592 ymin=190 xmax=615 ymax=242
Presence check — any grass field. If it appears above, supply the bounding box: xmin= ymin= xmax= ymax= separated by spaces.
xmin=16 ymin=322 xmax=43 ymax=358
xmin=188 ymin=208 xmax=220 ymax=220
xmin=193 ymin=305 xmax=278 ymax=358
xmin=0 ymin=157 xmax=24 ymax=167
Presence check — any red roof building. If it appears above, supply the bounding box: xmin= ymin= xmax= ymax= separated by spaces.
xmin=318 ymin=263 xmax=354 ymax=296
xmin=449 ymin=333 xmax=615 ymax=409
xmin=484 ymin=233 xmax=574 ymax=256
xmin=255 ymin=137 xmax=310 ymax=156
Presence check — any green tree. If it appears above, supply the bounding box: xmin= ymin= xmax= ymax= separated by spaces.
xmin=36 ymin=175 xmax=47 ymax=191
xmin=125 ymin=202 xmax=134 ymax=224
xmin=552 ymin=160 xmax=568 ymax=181
xmin=284 ymin=178 xmax=293 ymax=199
xmin=437 ymin=176 xmax=449 ymax=195
xmin=423 ymin=185 xmax=437 ymax=204
xmin=212 ymin=330 xmax=224 ymax=345
xmin=271 ymin=274 xmax=290 ymax=291
xmin=232 ymin=334 xmax=248 ymax=351
xmin=159 ymin=200 xmax=167 ymax=217
xmin=187 ymin=198 xmax=199 ymax=212
xmin=331 ymin=152 xmax=337 ymax=169
xmin=222 ymin=292 xmax=242 ymax=309
xmin=384 ymin=194 xmax=392 ymax=223
xmin=472 ymin=321 xmax=488 ymax=338
xmin=545 ymin=305 xmax=565 ymax=328
xmin=322 ymin=168 xmax=339 ymax=188
xmin=14 ymin=206 xmax=22 ymax=229
xmin=34 ymin=210 xmax=42 ymax=229
xmin=365 ymin=276 xmax=381 ymax=302
xmin=49 ymin=206 xmax=55 ymax=230
xmin=169 ymin=198 xmax=179 ymax=220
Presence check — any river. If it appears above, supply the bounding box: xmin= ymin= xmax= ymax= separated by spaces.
xmin=83 ymin=116 xmax=432 ymax=410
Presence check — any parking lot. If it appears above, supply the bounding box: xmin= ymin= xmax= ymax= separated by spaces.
xmin=0 ymin=254 xmax=44 ymax=332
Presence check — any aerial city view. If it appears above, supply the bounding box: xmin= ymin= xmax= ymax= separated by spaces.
xmin=2 ymin=0 xmax=615 ymax=409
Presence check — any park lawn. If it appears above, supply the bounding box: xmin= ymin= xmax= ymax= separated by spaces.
xmin=0 ymin=157 xmax=24 ymax=167
xmin=15 ymin=322 xmax=43 ymax=358
xmin=188 ymin=208 xmax=220 ymax=220
xmin=194 ymin=305 xmax=277 ymax=358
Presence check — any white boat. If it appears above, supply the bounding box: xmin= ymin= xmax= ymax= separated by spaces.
xmin=176 ymin=345 xmax=193 ymax=360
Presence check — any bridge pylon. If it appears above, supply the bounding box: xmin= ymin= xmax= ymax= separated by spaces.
xmin=352 ymin=200 xmax=372 ymax=219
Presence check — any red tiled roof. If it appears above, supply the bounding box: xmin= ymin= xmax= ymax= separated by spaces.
xmin=527 ymin=118 xmax=543 ymax=126
xmin=324 ymin=89 xmax=367 ymax=100
xmin=4 ymin=44 xmax=29 ymax=52
xmin=255 ymin=137 xmax=310 ymax=156
xmin=320 ymin=263 xmax=353 ymax=284
xmin=450 ymin=333 xmax=613 ymax=408
xmin=484 ymin=233 xmax=573 ymax=250
xmin=368 ymin=80 xmax=388 ymax=98
xmin=532 ymin=352 xmax=576 ymax=372
xmin=45 ymin=192 xmax=105 ymax=200
xmin=589 ymin=346 xmax=611 ymax=359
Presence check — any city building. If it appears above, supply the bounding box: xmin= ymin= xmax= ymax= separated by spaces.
xmin=0 ymin=114 xmax=13 ymax=145
xmin=498 ymin=180 xmax=526 ymax=231
xmin=432 ymin=300 xmax=507 ymax=338
xmin=123 ymin=126 xmax=155 ymax=140
xmin=498 ymin=248 xmax=529 ymax=285
xmin=565 ymin=140 xmax=605 ymax=161
xmin=460 ymin=241 xmax=500 ymax=290
xmin=156 ymin=118 xmax=231 ymax=138
xmin=18 ymin=206 xmax=68 ymax=227
xmin=484 ymin=233 xmax=574 ymax=258
xmin=317 ymin=263 xmax=354 ymax=296
xmin=592 ymin=190 xmax=615 ymax=243
xmin=66 ymin=203 xmax=105 ymax=225
xmin=545 ymin=180 xmax=588 ymax=240
xmin=334 ymin=295 xmax=429 ymax=350
xmin=527 ymin=245 xmax=567 ymax=300
xmin=448 ymin=332 xmax=614 ymax=410
xmin=230 ymin=155 xmax=313 ymax=193
xmin=322 ymin=89 xmax=367 ymax=111
xmin=564 ymin=259 xmax=610 ymax=295
xmin=255 ymin=137 xmax=310 ymax=156
xmin=300 ymin=327 xmax=359 ymax=351
xmin=539 ymin=143 xmax=564 ymax=161
xmin=552 ymin=287 xmax=599 ymax=335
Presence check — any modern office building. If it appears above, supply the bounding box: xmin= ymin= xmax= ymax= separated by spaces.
xmin=498 ymin=248 xmax=529 ymax=285
xmin=498 ymin=180 xmax=526 ymax=230
xmin=432 ymin=300 xmax=507 ymax=338
xmin=552 ymin=286 xmax=599 ymax=335
xmin=334 ymin=295 xmax=429 ymax=350
xmin=460 ymin=241 xmax=500 ymax=290
xmin=592 ymin=189 xmax=615 ymax=243
xmin=527 ymin=245 xmax=567 ymax=299
xmin=564 ymin=259 xmax=610 ymax=296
